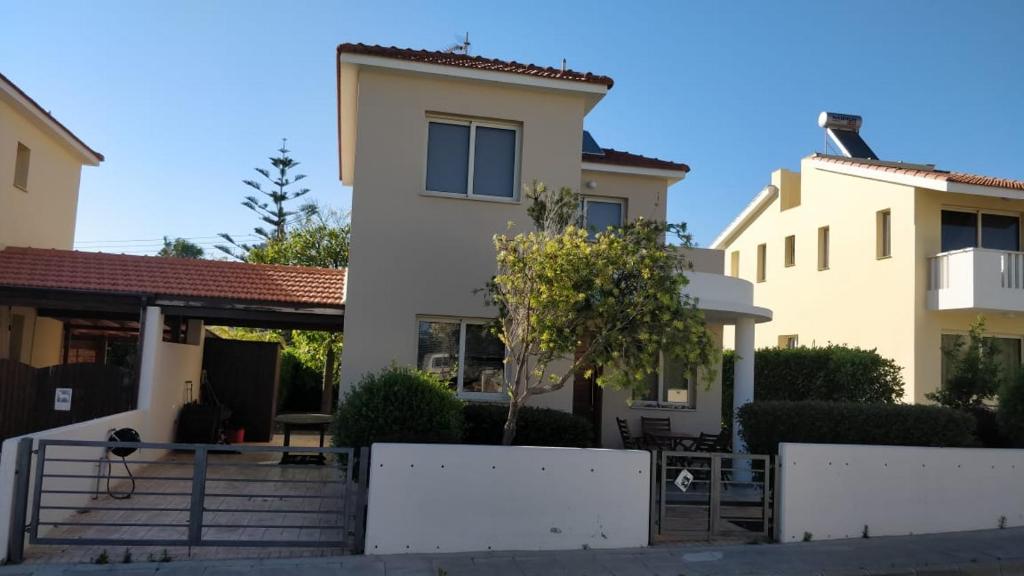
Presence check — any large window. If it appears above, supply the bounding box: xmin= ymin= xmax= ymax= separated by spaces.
xmin=417 ymin=317 xmax=505 ymax=398
xmin=941 ymin=209 xmax=1020 ymax=252
xmin=632 ymin=354 xmax=696 ymax=409
xmin=425 ymin=117 xmax=520 ymax=199
xmin=583 ymin=197 xmax=624 ymax=239
xmin=941 ymin=333 xmax=1022 ymax=387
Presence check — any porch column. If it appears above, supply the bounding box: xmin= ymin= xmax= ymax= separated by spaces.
xmin=732 ymin=316 xmax=755 ymax=453
xmin=136 ymin=306 xmax=163 ymax=415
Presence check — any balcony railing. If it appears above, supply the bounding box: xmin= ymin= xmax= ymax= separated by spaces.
xmin=928 ymin=247 xmax=1024 ymax=312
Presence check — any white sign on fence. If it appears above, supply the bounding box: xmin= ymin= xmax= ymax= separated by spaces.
xmin=53 ymin=388 xmax=72 ymax=412
xmin=674 ymin=469 xmax=694 ymax=492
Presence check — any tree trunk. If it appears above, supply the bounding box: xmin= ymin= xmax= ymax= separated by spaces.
xmin=320 ymin=344 xmax=336 ymax=414
xmin=502 ymin=399 xmax=521 ymax=445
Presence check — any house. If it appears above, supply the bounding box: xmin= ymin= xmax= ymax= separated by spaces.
xmin=1 ymin=72 xmax=104 ymax=368
xmin=712 ymin=112 xmax=1024 ymax=404
xmin=335 ymin=44 xmax=770 ymax=448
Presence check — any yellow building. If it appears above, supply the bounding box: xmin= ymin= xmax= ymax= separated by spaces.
xmin=713 ymin=119 xmax=1024 ymax=404
xmin=0 ymin=72 xmax=103 ymax=366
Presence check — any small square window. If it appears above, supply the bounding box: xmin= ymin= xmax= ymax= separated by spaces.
xmin=756 ymin=243 xmax=767 ymax=282
xmin=14 ymin=142 xmax=30 ymax=191
xmin=631 ymin=354 xmax=696 ymax=409
xmin=583 ymin=198 xmax=624 ymax=239
xmin=877 ymin=210 xmax=892 ymax=259
xmin=784 ymin=235 xmax=796 ymax=267
xmin=778 ymin=334 xmax=799 ymax=349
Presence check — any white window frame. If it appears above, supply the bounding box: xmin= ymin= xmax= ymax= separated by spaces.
xmin=631 ymin=353 xmax=697 ymax=411
xmin=582 ymin=196 xmax=626 ymax=238
xmin=423 ymin=116 xmax=522 ymax=203
xmin=417 ymin=316 xmax=507 ymax=401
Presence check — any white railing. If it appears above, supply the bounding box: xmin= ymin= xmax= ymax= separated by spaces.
xmin=928 ymin=248 xmax=1024 ymax=311
xmin=1002 ymin=250 xmax=1024 ymax=290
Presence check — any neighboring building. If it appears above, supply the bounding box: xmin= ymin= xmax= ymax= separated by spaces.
xmin=713 ymin=113 xmax=1024 ymax=404
xmin=0 ymin=72 xmax=103 ymax=366
xmin=336 ymin=44 xmax=770 ymax=447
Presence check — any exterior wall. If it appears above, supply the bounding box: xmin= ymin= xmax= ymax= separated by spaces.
xmin=777 ymin=442 xmax=1024 ymax=543
xmin=0 ymin=97 xmax=83 ymax=250
xmin=579 ymin=169 xmax=667 ymax=222
xmin=364 ymin=443 xmax=650 ymax=554
xmin=138 ymin=307 xmax=205 ymax=443
xmin=0 ymin=306 xmax=62 ymax=367
xmin=720 ymin=160 xmax=919 ymax=401
xmin=913 ymin=188 xmax=1024 ymax=403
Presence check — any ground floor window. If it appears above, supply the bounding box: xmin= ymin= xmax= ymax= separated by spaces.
xmin=941 ymin=332 xmax=1022 ymax=385
xmin=632 ymin=354 xmax=696 ymax=409
xmin=417 ymin=317 xmax=505 ymax=399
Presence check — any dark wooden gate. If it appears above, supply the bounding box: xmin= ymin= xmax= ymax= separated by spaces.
xmin=201 ymin=339 xmax=281 ymax=442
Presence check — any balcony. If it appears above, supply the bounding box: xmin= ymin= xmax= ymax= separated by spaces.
xmin=928 ymin=248 xmax=1024 ymax=312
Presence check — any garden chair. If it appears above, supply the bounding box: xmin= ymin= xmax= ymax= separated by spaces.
xmin=616 ymin=417 xmax=643 ymax=450
xmin=641 ymin=416 xmax=675 ymax=451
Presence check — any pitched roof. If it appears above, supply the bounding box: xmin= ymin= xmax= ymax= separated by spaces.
xmin=812 ymin=154 xmax=1024 ymax=192
xmin=0 ymin=72 xmax=104 ymax=164
xmin=583 ymin=148 xmax=690 ymax=173
xmin=0 ymin=247 xmax=345 ymax=308
xmin=338 ymin=43 xmax=614 ymax=89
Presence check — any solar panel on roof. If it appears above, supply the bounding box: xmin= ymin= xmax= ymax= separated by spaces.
xmin=827 ymin=128 xmax=878 ymax=160
xmin=582 ymin=130 xmax=605 ymax=156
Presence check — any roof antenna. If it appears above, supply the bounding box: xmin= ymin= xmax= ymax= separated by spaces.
xmin=446 ymin=33 xmax=471 ymax=55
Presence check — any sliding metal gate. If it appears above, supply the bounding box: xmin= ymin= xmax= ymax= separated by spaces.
xmin=7 ymin=438 xmax=369 ymax=563
xmin=650 ymin=451 xmax=773 ymax=543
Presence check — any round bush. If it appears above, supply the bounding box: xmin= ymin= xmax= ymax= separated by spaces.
xmin=333 ymin=366 xmax=464 ymax=447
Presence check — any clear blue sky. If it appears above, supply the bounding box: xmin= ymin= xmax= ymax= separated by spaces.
xmin=3 ymin=0 xmax=1023 ymax=254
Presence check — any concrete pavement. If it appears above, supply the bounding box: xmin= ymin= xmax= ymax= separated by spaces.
xmin=2 ymin=527 xmax=1023 ymax=575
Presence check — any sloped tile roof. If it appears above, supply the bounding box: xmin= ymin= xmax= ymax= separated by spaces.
xmin=0 ymin=247 xmax=345 ymax=307
xmin=583 ymin=148 xmax=690 ymax=173
xmin=338 ymin=43 xmax=614 ymax=89
xmin=813 ymin=155 xmax=1024 ymax=192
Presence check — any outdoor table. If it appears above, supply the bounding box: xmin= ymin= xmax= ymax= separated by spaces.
xmin=275 ymin=413 xmax=333 ymax=465
xmin=646 ymin=432 xmax=697 ymax=451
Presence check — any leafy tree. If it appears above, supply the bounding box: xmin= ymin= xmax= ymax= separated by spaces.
xmin=928 ymin=317 xmax=1003 ymax=409
xmin=217 ymin=139 xmax=316 ymax=260
xmin=998 ymin=370 xmax=1024 ymax=447
xmin=157 ymin=236 xmax=204 ymax=259
xmin=486 ymin=182 xmax=716 ymax=445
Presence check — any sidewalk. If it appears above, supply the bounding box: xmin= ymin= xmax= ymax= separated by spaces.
xmin=2 ymin=527 xmax=1022 ymax=575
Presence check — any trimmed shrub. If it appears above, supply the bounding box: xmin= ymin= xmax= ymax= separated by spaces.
xmin=722 ymin=345 xmax=905 ymax=425
xmin=333 ymin=366 xmax=463 ymax=447
xmin=737 ymin=401 xmax=976 ymax=455
xmin=998 ymin=372 xmax=1024 ymax=448
xmin=462 ymin=403 xmax=594 ymax=447
xmin=277 ymin=349 xmax=324 ymax=414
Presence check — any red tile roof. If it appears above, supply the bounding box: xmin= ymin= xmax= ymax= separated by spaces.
xmin=0 ymin=72 xmax=104 ymax=162
xmin=813 ymin=155 xmax=1024 ymax=192
xmin=338 ymin=43 xmax=614 ymax=89
xmin=0 ymin=247 xmax=345 ymax=307
xmin=583 ymin=148 xmax=690 ymax=173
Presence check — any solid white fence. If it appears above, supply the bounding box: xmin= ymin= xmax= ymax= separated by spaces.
xmin=364 ymin=443 xmax=650 ymax=554
xmin=777 ymin=443 xmax=1024 ymax=542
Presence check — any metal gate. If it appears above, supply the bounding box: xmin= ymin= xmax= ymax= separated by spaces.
xmin=7 ymin=438 xmax=369 ymax=563
xmin=649 ymin=451 xmax=772 ymax=543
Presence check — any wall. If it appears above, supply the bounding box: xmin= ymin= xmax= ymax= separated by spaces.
xmin=718 ymin=160 xmax=919 ymax=401
xmin=364 ymin=443 xmax=650 ymax=554
xmin=138 ymin=307 xmax=204 ymax=443
xmin=777 ymin=443 xmax=1024 ymax=543
xmin=0 ymin=410 xmax=148 ymax=563
xmin=0 ymin=97 xmax=84 ymax=250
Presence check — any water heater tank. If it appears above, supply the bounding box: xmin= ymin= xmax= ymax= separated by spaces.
xmin=817 ymin=112 xmax=863 ymax=132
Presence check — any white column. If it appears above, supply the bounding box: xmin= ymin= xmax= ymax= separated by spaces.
xmin=135 ymin=306 xmax=163 ymax=415
xmin=732 ymin=316 xmax=756 ymax=484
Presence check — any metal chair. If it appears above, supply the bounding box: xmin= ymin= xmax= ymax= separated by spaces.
xmin=616 ymin=417 xmax=642 ymax=450
xmin=641 ymin=417 xmax=675 ymax=451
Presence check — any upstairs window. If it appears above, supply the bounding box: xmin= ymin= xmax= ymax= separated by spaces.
xmin=941 ymin=210 xmax=1021 ymax=252
xmin=818 ymin=226 xmax=830 ymax=270
xmin=729 ymin=251 xmax=740 ymax=277
xmin=425 ymin=117 xmax=520 ymax=200
xmin=583 ymin=197 xmax=624 ymax=239
xmin=756 ymin=243 xmax=766 ymax=282
xmin=14 ymin=142 xmax=30 ymax=191
xmin=877 ymin=209 xmax=892 ymax=258
xmin=784 ymin=235 xmax=796 ymax=267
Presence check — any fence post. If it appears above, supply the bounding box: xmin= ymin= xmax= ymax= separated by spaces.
xmin=6 ymin=438 xmax=33 ymax=564
xmin=353 ymin=446 xmax=370 ymax=554
xmin=648 ymin=449 xmax=657 ymax=545
xmin=188 ymin=446 xmax=208 ymax=546
xmin=709 ymin=455 xmax=722 ymax=537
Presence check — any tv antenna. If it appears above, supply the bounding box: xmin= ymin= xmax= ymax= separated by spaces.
xmin=445 ymin=32 xmax=471 ymax=55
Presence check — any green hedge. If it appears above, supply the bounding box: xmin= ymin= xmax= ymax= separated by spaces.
xmin=737 ymin=401 xmax=976 ymax=455
xmin=722 ymin=345 xmax=905 ymax=425
xmin=462 ymin=403 xmax=594 ymax=447
xmin=999 ymin=373 xmax=1024 ymax=447
xmin=333 ymin=366 xmax=463 ymax=447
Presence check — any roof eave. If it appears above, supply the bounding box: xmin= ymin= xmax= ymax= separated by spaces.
xmin=0 ymin=74 xmax=103 ymax=166
xmin=807 ymin=157 xmax=1024 ymax=200
xmin=711 ymin=185 xmax=779 ymax=249
xmin=581 ymin=161 xmax=688 ymax=184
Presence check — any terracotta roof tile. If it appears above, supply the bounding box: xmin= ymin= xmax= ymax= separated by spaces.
xmin=0 ymin=72 xmax=104 ymax=162
xmin=0 ymin=247 xmax=344 ymax=307
xmin=583 ymin=148 xmax=690 ymax=173
xmin=813 ymin=155 xmax=1024 ymax=192
xmin=338 ymin=43 xmax=614 ymax=89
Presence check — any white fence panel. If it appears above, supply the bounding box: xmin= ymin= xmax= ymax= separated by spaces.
xmin=365 ymin=443 xmax=650 ymax=554
xmin=778 ymin=443 xmax=1024 ymax=542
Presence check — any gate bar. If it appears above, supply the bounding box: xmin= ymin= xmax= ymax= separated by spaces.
xmin=6 ymin=438 xmax=33 ymax=564
xmin=187 ymin=446 xmax=208 ymax=546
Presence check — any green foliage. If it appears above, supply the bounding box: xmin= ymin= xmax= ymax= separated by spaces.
xmin=461 ymin=403 xmax=593 ymax=447
xmin=247 ymin=206 xmax=350 ymax=269
xmin=157 ymin=236 xmax=204 ymax=259
xmin=737 ymin=401 xmax=977 ymax=455
xmin=488 ymin=181 xmax=716 ymax=443
xmin=94 ymin=550 xmax=109 ymax=564
xmin=333 ymin=366 xmax=464 ymax=447
xmin=998 ymin=370 xmax=1024 ymax=447
xmin=929 ymin=317 xmax=1004 ymax=409
xmin=721 ymin=345 xmax=905 ymax=426
xmin=278 ymin=348 xmax=325 ymax=413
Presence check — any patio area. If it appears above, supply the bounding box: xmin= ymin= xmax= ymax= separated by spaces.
xmin=24 ymin=433 xmax=355 ymax=564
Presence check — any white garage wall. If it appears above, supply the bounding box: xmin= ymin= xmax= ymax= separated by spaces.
xmin=365 ymin=443 xmax=650 ymax=555
xmin=778 ymin=443 xmax=1024 ymax=542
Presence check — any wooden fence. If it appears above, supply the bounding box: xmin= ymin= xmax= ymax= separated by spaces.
xmin=0 ymin=359 xmax=136 ymax=442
